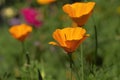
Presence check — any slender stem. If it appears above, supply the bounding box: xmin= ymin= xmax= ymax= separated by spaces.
xmin=26 ymin=52 xmax=30 ymax=65
xmin=84 ymin=0 xmax=98 ymax=56
xmin=38 ymin=69 xmax=43 ymax=80
xmin=91 ymin=14 xmax=98 ymax=63
xmin=21 ymin=42 xmax=31 ymax=80
xmin=71 ymin=64 xmax=72 ymax=80
xmin=85 ymin=0 xmax=98 ymax=65
xmin=94 ymin=25 xmax=98 ymax=61
xmin=80 ymin=44 xmax=84 ymax=80
xmin=68 ymin=54 xmax=72 ymax=80
xmin=21 ymin=42 xmax=25 ymax=66
xmin=68 ymin=54 xmax=81 ymax=80
xmin=21 ymin=42 xmax=30 ymax=65
xmin=73 ymin=63 xmax=80 ymax=80
xmin=21 ymin=42 xmax=25 ymax=54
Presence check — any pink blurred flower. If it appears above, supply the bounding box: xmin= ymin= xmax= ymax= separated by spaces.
xmin=21 ymin=8 xmax=43 ymax=28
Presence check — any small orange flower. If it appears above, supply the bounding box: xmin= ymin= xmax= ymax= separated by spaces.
xmin=63 ymin=2 xmax=96 ymax=27
xmin=37 ymin=0 xmax=56 ymax=5
xmin=49 ymin=27 xmax=89 ymax=53
xmin=9 ymin=24 xmax=32 ymax=42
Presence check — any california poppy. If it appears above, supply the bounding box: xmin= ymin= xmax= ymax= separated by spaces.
xmin=9 ymin=24 xmax=32 ymax=42
xmin=63 ymin=2 xmax=96 ymax=27
xmin=37 ymin=0 xmax=56 ymax=5
xmin=49 ymin=27 xmax=89 ymax=53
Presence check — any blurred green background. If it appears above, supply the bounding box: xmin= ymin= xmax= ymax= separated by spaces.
xmin=0 ymin=0 xmax=120 ymax=80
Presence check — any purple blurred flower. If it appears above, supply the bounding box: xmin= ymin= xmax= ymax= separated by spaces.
xmin=8 ymin=18 xmax=21 ymax=26
xmin=21 ymin=8 xmax=43 ymax=28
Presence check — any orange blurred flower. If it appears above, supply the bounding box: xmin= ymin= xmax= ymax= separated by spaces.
xmin=37 ymin=0 xmax=56 ymax=5
xmin=9 ymin=24 xmax=32 ymax=42
xmin=63 ymin=2 xmax=96 ymax=27
xmin=49 ymin=27 xmax=89 ymax=53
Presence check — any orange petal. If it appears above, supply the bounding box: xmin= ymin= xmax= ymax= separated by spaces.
xmin=37 ymin=0 xmax=56 ymax=5
xmin=71 ymin=2 xmax=96 ymax=17
xmin=9 ymin=24 xmax=32 ymax=41
xmin=72 ymin=27 xmax=86 ymax=40
xmin=65 ymin=40 xmax=80 ymax=53
xmin=49 ymin=41 xmax=59 ymax=46
xmin=53 ymin=29 xmax=66 ymax=47
xmin=65 ymin=34 xmax=89 ymax=53
xmin=63 ymin=2 xmax=96 ymax=17
xmin=71 ymin=3 xmax=84 ymax=17
xmin=83 ymin=2 xmax=96 ymax=15
xmin=50 ymin=27 xmax=89 ymax=53
xmin=61 ymin=27 xmax=86 ymax=40
xmin=61 ymin=27 xmax=74 ymax=40
xmin=62 ymin=4 xmax=74 ymax=17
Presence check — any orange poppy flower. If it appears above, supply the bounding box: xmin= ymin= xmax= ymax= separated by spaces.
xmin=9 ymin=24 xmax=32 ymax=42
xmin=37 ymin=0 xmax=56 ymax=5
xmin=49 ymin=27 xmax=89 ymax=53
xmin=63 ymin=2 xmax=96 ymax=27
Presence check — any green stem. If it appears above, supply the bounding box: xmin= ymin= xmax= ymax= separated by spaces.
xmin=80 ymin=44 xmax=84 ymax=80
xmin=85 ymin=0 xmax=98 ymax=64
xmin=21 ymin=42 xmax=25 ymax=54
xmin=73 ymin=63 xmax=80 ymax=80
xmin=21 ymin=42 xmax=31 ymax=80
xmin=94 ymin=25 xmax=98 ymax=62
xmin=38 ymin=69 xmax=43 ymax=80
xmin=68 ymin=54 xmax=81 ymax=80
xmin=71 ymin=64 xmax=72 ymax=80
xmin=21 ymin=42 xmax=30 ymax=65
xmin=68 ymin=54 xmax=73 ymax=80
xmin=91 ymin=15 xmax=98 ymax=64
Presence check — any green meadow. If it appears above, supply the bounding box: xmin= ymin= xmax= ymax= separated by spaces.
xmin=0 ymin=0 xmax=120 ymax=80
